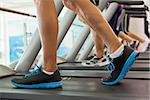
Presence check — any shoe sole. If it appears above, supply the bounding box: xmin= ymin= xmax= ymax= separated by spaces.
xmin=102 ymin=51 xmax=139 ymax=86
xmin=12 ymin=81 xmax=63 ymax=89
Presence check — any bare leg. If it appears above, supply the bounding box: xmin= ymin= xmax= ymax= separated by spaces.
xmin=35 ymin=0 xmax=58 ymax=72
xmin=79 ymin=15 xmax=105 ymax=58
xmin=127 ymin=32 xmax=145 ymax=43
xmin=63 ymin=0 xmax=122 ymax=54
xmin=62 ymin=0 xmax=139 ymax=86
xmin=92 ymin=30 xmax=105 ymax=58
xmin=118 ymin=31 xmax=133 ymax=44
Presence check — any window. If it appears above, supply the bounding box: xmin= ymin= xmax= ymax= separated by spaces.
xmin=0 ymin=2 xmax=85 ymax=65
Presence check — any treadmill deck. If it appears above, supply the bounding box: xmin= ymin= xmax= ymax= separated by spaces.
xmin=0 ymin=76 xmax=149 ymax=100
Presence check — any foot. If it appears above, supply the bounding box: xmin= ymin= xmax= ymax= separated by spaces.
xmin=102 ymin=46 xmax=139 ymax=85
xmin=137 ymin=41 xmax=150 ymax=53
xmin=11 ymin=66 xmax=63 ymax=89
xmin=129 ymin=41 xmax=140 ymax=49
xmin=90 ymin=0 xmax=100 ymax=6
xmin=82 ymin=55 xmax=110 ymax=67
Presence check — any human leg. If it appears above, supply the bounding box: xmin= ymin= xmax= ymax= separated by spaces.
xmin=78 ymin=15 xmax=105 ymax=58
xmin=63 ymin=0 xmax=122 ymax=54
xmin=127 ymin=32 xmax=145 ymax=43
xmin=63 ymin=0 xmax=139 ymax=85
xmin=118 ymin=31 xmax=133 ymax=44
xmin=81 ymin=29 xmax=110 ymax=67
xmin=92 ymin=30 xmax=105 ymax=58
xmin=35 ymin=0 xmax=58 ymax=72
xmin=77 ymin=7 xmax=110 ymax=66
xmin=11 ymin=0 xmax=63 ymax=88
xmin=127 ymin=32 xmax=149 ymax=52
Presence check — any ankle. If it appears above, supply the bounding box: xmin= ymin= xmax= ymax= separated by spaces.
xmin=96 ymin=53 xmax=103 ymax=58
xmin=110 ymin=44 xmax=122 ymax=54
xmin=110 ymin=44 xmax=124 ymax=58
xmin=43 ymin=67 xmax=57 ymax=72
xmin=141 ymin=40 xmax=145 ymax=43
xmin=129 ymin=40 xmax=134 ymax=44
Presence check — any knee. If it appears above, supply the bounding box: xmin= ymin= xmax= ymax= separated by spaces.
xmin=62 ymin=0 xmax=79 ymax=12
xmin=62 ymin=0 xmax=77 ymax=9
xmin=62 ymin=0 xmax=72 ymax=7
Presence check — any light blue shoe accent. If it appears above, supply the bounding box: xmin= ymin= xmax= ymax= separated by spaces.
xmin=12 ymin=81 xmax=63 ymax=89
xmin=25 ymin=64 xmax=42 ymax=78
xmin=102 ymin=51 xmax=139 ymax=85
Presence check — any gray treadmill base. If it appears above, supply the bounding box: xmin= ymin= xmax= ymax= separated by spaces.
xmin=0 ymin=65 xmax=16 ymax=78
xmin=58 ymin=62 xmax=150 ymax=71
xmin=137 ymin=52 xmax=150 ymax=60
xmin=0 ymin=76 xmax=149 ymax=100
xmin=109 ymin=0 xmax=144 ymax=5
xmin=60 ymin=70 xmax=150 ymax=80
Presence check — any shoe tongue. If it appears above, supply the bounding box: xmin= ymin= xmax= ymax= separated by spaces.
xmin=34 ymin=65 xmax=43 ymax=70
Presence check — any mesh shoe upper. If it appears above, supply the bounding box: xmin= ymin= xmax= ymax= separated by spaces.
xmin=102 ymin=46 xmax=139 ymax=84
xmin=11 ymin=68 xmax=62 ymax=85
xmin=82 ymin=55 xmax=110 ymax=67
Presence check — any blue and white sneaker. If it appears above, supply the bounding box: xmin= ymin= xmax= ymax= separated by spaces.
xmin=11 ymin=65 xmax=63 ymax=89
xmin=102 ymin=46 xmax=139 ymax=85
xmin=82 ymin=55 xmax=110 ymax=67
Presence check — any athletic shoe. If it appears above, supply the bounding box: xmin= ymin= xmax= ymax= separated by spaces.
xmin=130 ymin=41 xmax=139 ymax=49
xmin=82 ymin=55 xmax=110 ymax=67
xmin=137 ymin=41 xmax=150 ymax=53
xmin=90 ymin=0 xmax=100 ymax=6
xmin=102 ymin=46 xmax=139 ymax=85
xmin=11 ymin=65 xmax=63 ymax=89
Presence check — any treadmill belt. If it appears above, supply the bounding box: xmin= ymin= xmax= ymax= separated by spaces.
xmin=135 ymin=59 xmax=149 ymax=63
xmin=58 ymin=48 xmax=150 ymax=71
xmin=124 ymin=6 xmax=148 ymax=11
xmin=60 ymin=70 xmax=150 ymax=79
xmin=0 ymin=76 xmax=149 ymax=100
xmin=137 ymin=52 xmax=150 ymax=60
xmin=58 ymin=62 xmax=150 ymax=71
xmin=109 ymin=0 xmax=144 ymax=5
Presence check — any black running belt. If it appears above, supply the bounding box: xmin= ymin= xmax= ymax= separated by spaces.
xmin=58 ymin=62 xmax=150 ymax=71
xmin=0 ymin=76 xmax=149 ymax=100
xmin=127 ymin=14 xmax=146 ymax=18
xmin=124 ymin=6 xmax=148 ymax=11
xmin=109 ymin=0 xmax=144 ymax=5
xmin=60 ymin=70 xmax=150 ymax=79
xmin=137 ymin=52 xmax=150 ymax=60
xmin=125 ymin=11 xmax=146 ymax=14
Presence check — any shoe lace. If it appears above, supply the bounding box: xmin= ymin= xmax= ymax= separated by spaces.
xmin=86 ymin=54 xmax=96 ymax=60
xmin=89 ymin=57 xmax=100 ymax=63
xmin=25 ymin=64 xmax=42 ymax=78
xmin=104 ymin=57 xmax=115 ymax=72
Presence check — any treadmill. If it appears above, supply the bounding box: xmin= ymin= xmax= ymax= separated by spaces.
xmin=0 ymin=0 xmax=149 ymax=100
